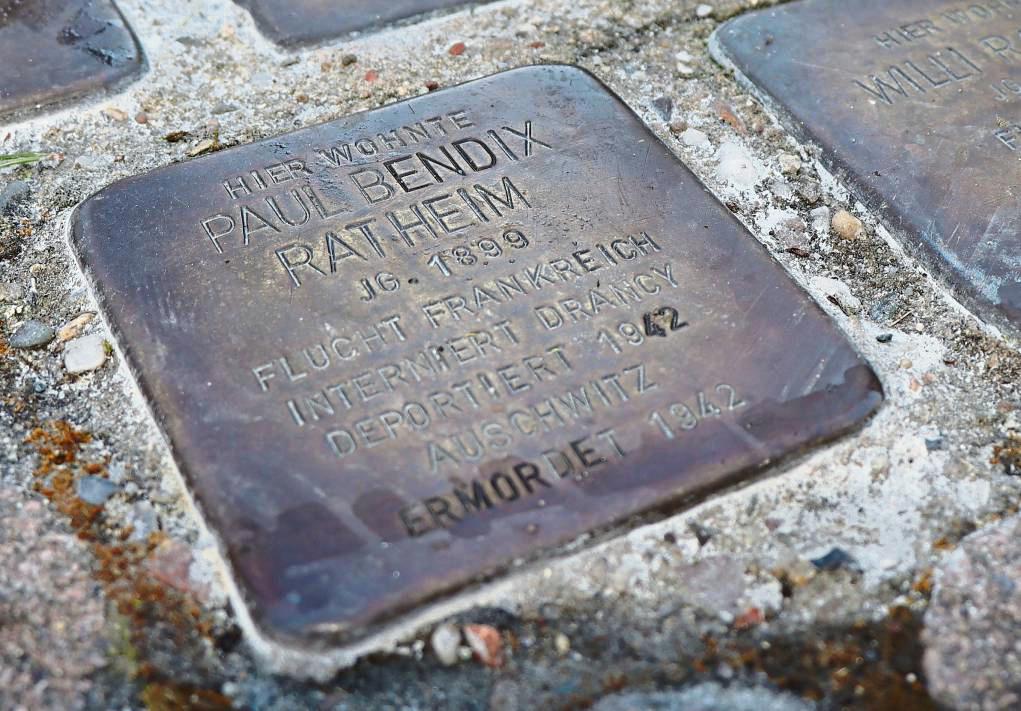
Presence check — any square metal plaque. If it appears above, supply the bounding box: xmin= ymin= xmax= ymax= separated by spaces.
xmin=0 ymin=0 xmax=143 ymax=119
xmin=71 ymin=65 xmax=881 ymax=650
xmin=234 ymin=0 xmax=492 ymax=47
xmin=714 ymin=0 xmax=1021 ymax=337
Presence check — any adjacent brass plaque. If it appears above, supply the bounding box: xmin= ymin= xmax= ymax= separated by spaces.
xmin=715 ymin=0 xmax=1021 ymax=336
xmin=0 ymin=0 xmax=143 ymax=119
xmin=71 ymin=65 xmax=881 ymax=648
xmin=235 ymin=0 xmax=492 ymax=47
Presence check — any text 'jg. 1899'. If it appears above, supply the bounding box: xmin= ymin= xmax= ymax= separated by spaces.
xmin=71 ymin=65 xmax=882 ymax=650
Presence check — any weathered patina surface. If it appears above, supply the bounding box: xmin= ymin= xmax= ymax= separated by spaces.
xmin=715 ymin=0 xmax=1021 ymax=337
xmin=0 ymin=0 xmax=142 ymax=119
xmin=71 ymin=65 xmax=881 ymax=650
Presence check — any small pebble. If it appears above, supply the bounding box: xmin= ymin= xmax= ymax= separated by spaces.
xmin=876 ymin=333 xmax=893 ymax=343
xmin=74 ymin=154 xmax=113 ymax=170
xmin=129 ymin=501 xmax=159 ymax=541
xmin=900 ymin=358 xmax=913 ymax=369
xmin=668 ymin=118 xmax=688 ymax=134
xmin=776 ymin=216 xmax=810 ymax=257
xmin=57 ymin=312 xmax=94 ymax=342
xmin=651 ymin=96 xmax=673 ymax=121
xmin=64 ymin=333 xmax=108 ymax=374
xmin=810 ymin=206 xmax=831 ymax=236
xmin=75 ymin=475 xmax=119 ymax=506
xmin=681 ymin=127 xmax=710 ymax=149
xmin=10 ymin=320 xmax=54 ymax=349
xmin=430 ymin=623 xmax=461 ymax=666
xmin=102 ymin=107 xmax=127 ymax=122
xmin=695 ymin=3 xmax=714 ymax=18
xmin=811 ymin=547 xmax=859 ymax=572
xmin=448 ymin=41 xmax=466 ymax=56
xmin=340 ymin=53 xmax=357 ymax=66
xmin=778 ymin=153 xmax=802 ymax=175
xmin=134 ymin=112 xmax=148 ymax=124
xmin=211 ymin=102 xmax=238 ymax=115
xmin=831 ymin=209 xmax=864 ymax=240
xmin=554 ymin=633 xmax=571 ymax=656
xmin=799 ymin=180 xmax=822 ymax=204
xmin=187 ymin=138 xmax=217 ymax=157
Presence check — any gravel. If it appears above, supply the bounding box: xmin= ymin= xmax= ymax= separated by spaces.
xmin=1 ymin=0 xmax=1020 ymax=705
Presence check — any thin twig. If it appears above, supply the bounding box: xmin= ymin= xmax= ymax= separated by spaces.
xmin=890 ymin=310 xmax=913 ymax=327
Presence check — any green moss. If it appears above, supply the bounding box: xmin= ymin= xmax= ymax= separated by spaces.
xmin=106 ymin=609 xmax=141 ymax=678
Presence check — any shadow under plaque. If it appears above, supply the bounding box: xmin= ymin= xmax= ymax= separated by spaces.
xmin=234 ymin=0 xmax=494 ymax=47
xmin=713 ymin=0 xmax=1021 ymax=339
xmin=70 ymin=65 xmax=883 ymax=650
xmin=0 ymin=0 xmax=143 ymax=120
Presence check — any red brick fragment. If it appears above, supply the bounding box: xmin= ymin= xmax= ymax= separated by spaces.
xmin=464 ymin=624 xmax=503 ymax=667
xmin=733 ymin=607 xmax=764 ymax=630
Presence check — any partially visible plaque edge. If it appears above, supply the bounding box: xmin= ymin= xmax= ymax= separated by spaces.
xmin=237 ymin=0 xmax=489 ymax=49
xmin=0 ymin=0 xmax=147 ymax=122
xmin=708 ymin=15 xmax=1020 ymax=345
xmin=65 ymin=63 xmax=884 ymax=678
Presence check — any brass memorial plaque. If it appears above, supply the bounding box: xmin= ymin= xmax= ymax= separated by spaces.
xmin=234 ymin=0 xmax=493 ymax=47
xmin=0 ymin=0 xmax=143 ymax=119
xmin=71 ymin=66 xmax=882 ymax=648
xmin=714 ymin=0 xmax=1021 ymax=337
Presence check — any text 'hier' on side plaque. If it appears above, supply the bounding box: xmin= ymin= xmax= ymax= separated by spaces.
xmin=0 ymin=0 xmax=143 ymax=119
xmin=70 ymin=65 xmax=882 ymax=651
xmin=234 ymin=0 xmax=496 ymax=47
xmin=713 ymin=0 xmax=1021 ymax=338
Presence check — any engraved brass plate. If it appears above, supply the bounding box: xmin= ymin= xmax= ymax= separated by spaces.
xmin=715 ymin=0 xmax=1021 ymax=336
xmin=0 ymin=0 xmax=143 ymax=119
xmin=71 ymin=65 xmax=881 ymax=647
xmin=235 ymin=0 xmax=492 ymax=47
